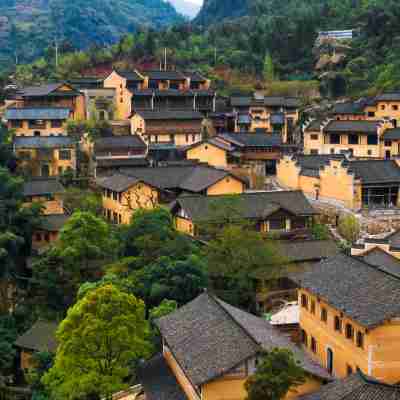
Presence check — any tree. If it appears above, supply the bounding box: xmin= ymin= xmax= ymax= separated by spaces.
xmin=57 ymin=211 xmax=117 ymax=273
xmin=42 ymin=284 xmax=152 ymax=400
xmin=27 ymin=351 xmax=54 ymax=400
xmin=61 ymin=188 xmax=102 ymax=216
xmin=245 ymin=349 xmax=305 ymax=400
xmin=204 ymin=224 xmax=284 ymax=309
xmin=338 ymin=214 xmax=360 ymax=244
xmin=263 ymin=53 xmax=276 ymax=82
xmin=149 ymin=299 xmax=177 ymax=323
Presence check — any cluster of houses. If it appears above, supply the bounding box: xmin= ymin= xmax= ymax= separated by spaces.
xmin=6 ymin=69 xmax=400 ymax=400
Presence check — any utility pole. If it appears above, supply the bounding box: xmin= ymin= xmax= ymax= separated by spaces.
xmin=164 ymin=48 xmax=167 ymax=71
xmin=55 ymin=37 xmax=59 ymax=69
xmin=214 ymin=47 xmax=217 ymax=66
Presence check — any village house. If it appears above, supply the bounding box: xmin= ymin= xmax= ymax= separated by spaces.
xmin=296 ymin=253 xmax=400 ymax=383
xmin=229 ymin=94 xmax=300 ymax=142
xmin=299 ymin=370 xmax=400 ymax=400
xmin=170 ymin=190 xmax=317 ymax=237
xmin=23 ymin=179 xmax=65 ymax=215
xmin=32 ymin=214 xmax=70 ymax=251
xmin=131 ymin=110 xmax=204 ymax=147
xmin=96 ymin=164 xmax=246 ymax=224
xmin=91 ymin=135 xmax=148 ymax=177
xmin=138 ymin=292 xmax=330 ymax=400
xmin=14 ymin=320 xmax=58 ymax=372
xmin=13 ymin=136 xmax=76 ymax=177
xmin=303 ymin=119 xmax=395 ymax=158
xmin=277 ymin=154 xmax=400 ymax=210
xmin=4 ymin=107 xmax=73 ymax=137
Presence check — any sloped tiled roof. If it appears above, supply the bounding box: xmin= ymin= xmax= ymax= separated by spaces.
xmin=359 ymin=248 xmax=400 ymax=278
xmin=295 ymin=253 xmax=400 ymax=328
xmin=143 ymin=70 xmax=186 ymax=81
xmin=37 ymin=214 xmax=69 ymax=232
xmin=383 ymin=128 xmax=400 ymax=140
xmin=23 ymin=179 xmax=65 ymax=196
xmin=348 ymin=160 xmax=400 ymax=184
xmin=375 ymin=93 xmax=400 ymax=102
xmin=15 ymin=320 xmax=58 ymax=352
xmin=331 ymin=101 xmax=365 ymax=115
xmin=172 ymin=191 xmax=317 ymax=222
xmin=185 ymin=71 xmax=207 ymax=83
xmin=95 ymin=158 xmax=149 ymax=169
xmin=115 ymin=70 xmax=144 ymax=81
xmin=135 ymin=110 xmax=204 ymax=120
xmin=5 ymin=107 xmax=71 ymax=120
xmin=13 ymin=136 xmax=74 ymax=149
xmin=219 ymin=133 xmax=282 ymax=148
xmin=156 ymin=293 xmax=330 ymax=387
xmin=300 ymin=371 xmax=400 ymax=400
xmin=138 ymin=354 xmax=188 ymax=400
xmin=20 ymin=83 xmax=79 ymax=97
xmin=324 ymin=120 xmax=380 ymax=135
xmin=231 ymin=96 xmax=300 ymax=108
xmin=96 ymin=173 xmax=140 ymax=192
xmin=94 ymin=135 xmax=146 ymax=152
xmin=277 ymin=240 xmax=339 ymax=263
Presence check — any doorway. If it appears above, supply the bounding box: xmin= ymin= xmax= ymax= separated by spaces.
xmin=327 ymin=348 xmax=334 ymax=374
xmin=41 ymin=164 xmax=50 ymax=177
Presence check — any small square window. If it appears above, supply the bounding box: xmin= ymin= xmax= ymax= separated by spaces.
xmin=393 ymin=105 xmax=399 ymax=111
xmin=381 ymin=105 xmax=386 ymax=110
xmin=310 ymin=134 xmax=319 ymax=140
xmin=385 ymin=140 xmax=392 ymax=147
xmin=368 ymin=111 xmax=375 ymax=117
xmin=367 ymin=150 xmax=372 ymax=156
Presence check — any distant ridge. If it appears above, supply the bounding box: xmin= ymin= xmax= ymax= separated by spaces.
xmin=168 ymin=0 xmax=201 ymax=19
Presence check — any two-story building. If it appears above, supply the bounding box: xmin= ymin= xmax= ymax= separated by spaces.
xmin=138 ymin=292 xmax=330 ymax=400
xmin=131 ymin=110 xmax=204 ymax=147
xmin=96 ymin=164 xmax=246 ymax=224
xmin=32 ymin=214 xmax=70 ymax=251
xmin=296 ymin=253 xmax=400 ymax=383
xmin=277 ymin=154 xmax=400 ymax=210
xmin=230 ymin=94 xmax=300 ymax=142
xmin=14 ymin=136 xmax=76 ymax=177
xmin=92 ymin=135 xmax=148 ymax=177
xmin=170 ymin=190 xmax=317 ymax=237
xmin=303 ymin=119 xmax=395 ymax=158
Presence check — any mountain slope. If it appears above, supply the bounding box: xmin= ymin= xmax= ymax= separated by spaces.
xmin=0 ymin=0 xmax=184 ymax=67
xmin=194 ymin=0 xmax=250 ymax=25
xmin=169 ymin=0 xmax=200 ymax=19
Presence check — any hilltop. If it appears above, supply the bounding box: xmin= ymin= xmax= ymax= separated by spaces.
xmin=0 ymin=0 xmax=184 ymax=67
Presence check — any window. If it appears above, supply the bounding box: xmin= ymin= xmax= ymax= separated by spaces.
xmin=334 ymin=316 xmax=342 ymax=332
xmin=310 ymin=149 xmax=319 ymax=155
xmin=367 ymin=135 xmax=378 ymax=145
xmin=330 ymin=134 xmax=340 ymax=144
xmin=321 ymin=307 xmax=328 ymax=323
xmin=310 ymin=300 xmax=316 ymax=314
xmin=120 ymin=97 xmax=123 ymax=103
xmin=35 ymin=233 xmax=42 ymax=241
xmin=269 ymin=218 xmax=286 ymax=231
xmin=34 ymin=131 xmax=41 ymax=137
xmin=381 ymin=105 xmax=386 ymax=110
xmin=385 ymin=140 xmax=392 ymax=147
xmin=356 ymin=331 xmax=364 ymax=348
xmin=29 ymin=120 xmax=46 ymax=129
xmin=301 ymin=329 xmax=308 ymax=346
xmin=367 ymin=150 xmax=372 ymax=156
xmin=330 ymin=148 xmax=335 ymax=154
xmin=51 ymin=120 xmax=63 ymax=128
xmin=347 ymin=365 xmax=353 ymax=376
xmin=368 ymin=111 xmax=375 ymax=118
xmin=118 ymin=214 xmax=122 ymax=224
xmin=311 ymin=337 xmax=317 ymax=353
xmin=59 ymin=149 xmax=71 ymax=160
xmin=112 ymin=191 xmax=118 ymax=201
xmin=393 ymin=105 xmax=399 ymax=111
xmin=348 ymin=134 xmax=359 ymax=145
xmin=345 ymin=323 xmax=354 ymax=340
xmin=301 ymin=294 xmax=308 ymax=309
xmin=310 ymin=134 xmax=319 ymax=140
xmin=58 ymin=166 xmax=63 ymax=175
xmin=185 ymin=134 xmax=189 ymax=143
xmin=11 ymin=120 xmax=22 ymax=128
xmin=169 ymin=134 xmax=174 ymax=142
xmin=44 ymin=233 xmax=50 ymax=242
xmin=192 ymin=134 xmax=196 ymax=142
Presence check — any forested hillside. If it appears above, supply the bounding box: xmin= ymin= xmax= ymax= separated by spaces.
xmin=0 ymin=0 xmax=183 ymax=67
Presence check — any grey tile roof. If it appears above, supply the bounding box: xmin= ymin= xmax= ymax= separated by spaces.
xmin=138 ymin=354 xmax=188 ymax=400
xmin=324 ymin=120 xmax=380 ymax=135
xmin=348 ymin=160 xmax=400 ymax=184
xmin=295 ymin=155 xmax=345 ymax=173
xmin=276 ymin=240 xmax=339 ymax=263
xmin=185 ymin=138 xmax=234 ymax=153
xmin=15 ymin=320 xmax=58 ymax=352
xmin=386 ymin=229 xmax=400 ymax=248
xmin=135 ymin=110 xmax=204 ymax=120
xmin=156 ymin=293 xmax=330 ymax=387
xmin=23 ymin=179 xmax=65 ymax=196
xmin=238 ymin=114 xmax=251 ymax=124
xmin=144 ymin=70 xmax=186 ymax=81
xmin=231 ymin=96 xmax=300 ymax=108
xmin=21 ymin=83 xmax=79 ymax=97
xmin=383 ymin=128 xmax=400 ymax=140
xmin=172 ymin=191 xmax=317 ymax=222
xmin=5 ymin=107 xmax=71 ymax=120
xmin=37 ymin=214 xmax=69 ymax=232
xmin=220 ymin=133 xmax=282 ymax=148
xmin=270 ymin=112 xmax=285 ymax=125
xmin=304 ymin=119 xmax=323 ymax=132
xmin=359 ymin=248 xmax=400 ymax=278
xmin=94 ymin=135 xmax=146 ymax=152
xmin=115 ymin=70 xmax=144 ymax=81
xmin=13 ymin=136 xmax=74 ymax=149
xmin=96 ymin=173 xmax=140 ymax=192
xmin=184 ymin=71 xmax=207 ymax=83
xmin=95 ymin=158 xmax=149 ymax=168
xmin=300 ymin=371 xmax=400 ymax=400
xmin=375 ymin=93 xmax=400 ymax=102
xmin=295 ymin=253 xmax=400 ymax=328
xmin=120 ymin=165 xmax=244 ymax=192
xmin=331 ymin=102 xmax=365 ymax=115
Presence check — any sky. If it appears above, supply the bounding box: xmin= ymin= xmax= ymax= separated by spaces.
xmin=190 ymin=0 xmax=203 ymax=4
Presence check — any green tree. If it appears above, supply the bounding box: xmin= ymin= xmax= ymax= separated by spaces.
xmin=42 ymin=284 xmax=151 ymax=400
xmin=149 ymin=299 xmax=177 ymax=323
xmin=245 ymin=349 xmax=305 ymax=400
xmin=263 ymin=53 xmax=276 ymax=82
xmin=62 ymin=188 xmax=102 ymax=216
xmin=27 ymin=351 xmax=54 ymax=400
xmin=338 ymin=214 xmax=360 ymax=244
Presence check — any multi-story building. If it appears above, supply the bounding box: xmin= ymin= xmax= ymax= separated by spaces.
xmin=14 ymin=136 xmax=76 ymax=177
xmin=277 ymin=155 xmax=400 ymax=210
xmin=303 ymin=119 xmax=395 ymax=158
xmin=296 ymin=253 xmax=400 ymax=383
xmin=131 ymin=110 xmax=204 ymax=147
xmin=230 ymin=94 xmax=300 ymax=142
xmin=96 ymin=164 xmax=246 ymax=224
xmin=138 ymin=292 xmax=330 ymax=400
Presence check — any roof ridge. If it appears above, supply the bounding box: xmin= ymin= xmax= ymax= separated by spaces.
xmin=352 ymin=254 xmax=400 ymax=282
xmin=208 ymin=294 xmax=261 ymax=348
